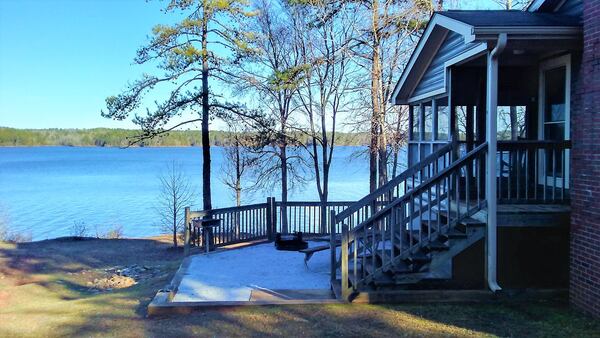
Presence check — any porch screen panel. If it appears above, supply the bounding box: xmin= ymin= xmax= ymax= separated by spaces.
xmin=424 ymin=106 xmax=433 ymax=140
xmin=456 ymin=106 xmax=468 ymax=141
xmin=410 ymin=106 xmax=420 ymax=140
xmin=436 ymin=103 xmax=449 ymax=141
xmin=497 ymin=106 xmax=527 ymax=140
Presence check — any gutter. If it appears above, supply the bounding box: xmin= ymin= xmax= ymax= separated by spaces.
xmin=486 ymin=33 xmax=507 ymax=293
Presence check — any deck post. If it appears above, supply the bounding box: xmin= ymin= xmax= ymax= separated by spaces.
xmin=330 ymin=210 xmax=337 ymax=283
xmin=266 ymin=197 xmax=274 ymax=241
xmin=485 ymin=34 xmax=506 ymax=292
xmin=184 ymin=207 xmax=191 ymax=257
xmin=341 ymin=223 xmax=349 ymax=300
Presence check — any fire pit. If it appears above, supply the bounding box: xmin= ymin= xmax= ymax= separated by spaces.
xmin=275 ymin=232 xmax=308 ymax=251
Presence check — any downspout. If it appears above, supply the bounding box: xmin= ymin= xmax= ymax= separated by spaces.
xmin=486 ymin=33 xmax=507 ymax=292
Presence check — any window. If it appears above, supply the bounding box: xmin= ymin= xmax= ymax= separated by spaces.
xmin=436 ymin=101 xmax=449 ymax=141
xmin=410 ymin=106 xmax=420 ymax=140
xmin=424 ymin=105 xmax=433 ymax=140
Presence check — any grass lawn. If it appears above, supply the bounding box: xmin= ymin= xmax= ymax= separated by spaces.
xmin=0 ymin=237 xmax=598 ymax=337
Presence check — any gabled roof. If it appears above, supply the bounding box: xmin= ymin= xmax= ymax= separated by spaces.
xmin=391 ymin=9 xmax=583 ymax=104
xmin=439 ymin=10 xmax=581 ymax=27
xmin=527 ymin=0 xmax=564 ymax=12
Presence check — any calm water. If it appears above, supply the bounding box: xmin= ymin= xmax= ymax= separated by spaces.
xmin=0 ymin=146 xmax=377 ymax=240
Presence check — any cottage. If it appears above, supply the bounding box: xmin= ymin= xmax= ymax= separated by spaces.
xmin=332 ymin=0 xmax=597 ymax=316
xmin=176 ymin=0 xmax=598 ymax=318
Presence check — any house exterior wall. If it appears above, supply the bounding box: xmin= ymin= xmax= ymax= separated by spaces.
xmin=570 ymin=0 xmax=600 ymax=318
xmin=411 ymin=31 xmax=481 ymax=99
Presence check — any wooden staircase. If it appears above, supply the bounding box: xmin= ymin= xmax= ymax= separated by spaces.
xmin=331 ymin=142 xmax=489 ymax=301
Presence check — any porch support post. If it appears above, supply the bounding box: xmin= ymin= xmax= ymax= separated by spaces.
xmin=485 ymin=33 xmax=506 ymax=293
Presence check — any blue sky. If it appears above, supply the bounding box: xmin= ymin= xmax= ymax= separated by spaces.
xmin=0 ymin=0 xmax=502 ymax=130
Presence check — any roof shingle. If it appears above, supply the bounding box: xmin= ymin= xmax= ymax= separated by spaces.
xmin=439 ymin=10 xmax=581 ymax=27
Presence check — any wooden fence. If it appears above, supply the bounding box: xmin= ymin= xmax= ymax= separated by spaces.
xmin=184 ymin=198 xmax=355 ymax=254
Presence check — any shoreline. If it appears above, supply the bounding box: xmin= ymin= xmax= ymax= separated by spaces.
xmin=0 ymin=144 xmax=370 ymax=148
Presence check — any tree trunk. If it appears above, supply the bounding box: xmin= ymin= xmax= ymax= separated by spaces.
xmin=201 ymin=8 xmax=212 ymax=213
xmin=510 ymin=106 xmax=518 ymax=140
xmin=235 ymin=139 xmax=242 ymax=207
xmin=173 ymin=207 xmax=178 ymax=248
xmin=280 ymin=143 xmax=288 ymax=234
xmin=370 ymin=0 xmax=385 ymax=192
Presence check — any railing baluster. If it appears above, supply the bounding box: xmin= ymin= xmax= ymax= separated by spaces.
xmin=562 ymin=146 xmax=566 ymax=201
xmin=543 ymin=148 xmax=547 ymax=202
xmin=525 ymin=149 xmax=529 ymax=201
xmin=427 ymin=187 xmax=432 ymax=241
xmin=553 ymin=147 xmax=557 ymax=201
xmin=516 ymin=149 xmax=521 ymax=201
xmin=499 ymin=151 xmax=503 ymax=200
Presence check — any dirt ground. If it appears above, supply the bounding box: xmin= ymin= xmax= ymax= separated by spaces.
xmin=0 ymin=236 xmax=599 ymax=337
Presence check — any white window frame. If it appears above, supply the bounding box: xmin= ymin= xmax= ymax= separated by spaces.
xmin=538 ymin=54 xmax=571 ymax=189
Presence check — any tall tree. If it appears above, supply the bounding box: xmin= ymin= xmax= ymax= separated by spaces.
xmin=101 ymin=0 xmax=256 ymax=212
xmin=292 ymin=0 xmax=359 ymax=233
xmin=349 ymin=0 xmax=430 ymax=192
xmin=234 ymin=0 xmax=308 ymax=233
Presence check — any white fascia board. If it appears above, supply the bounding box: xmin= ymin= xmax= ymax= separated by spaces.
xmin=406 ymin=88 xmax=446 ymax=104
xmin=434 ymin=15 xmax=477 ymax=43
xmin=527 ymin=0 xmax=548 ymax=12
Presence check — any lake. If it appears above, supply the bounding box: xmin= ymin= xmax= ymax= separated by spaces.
xmin=0 ymin=146 xmax=380 ymax=240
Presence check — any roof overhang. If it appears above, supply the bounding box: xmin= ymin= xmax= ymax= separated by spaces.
xmin=390 ymin=12 xmax=583 ymax=105
xmin=390 ymin=13 xmax=479 ymax=105
xmin=527 ymin=0 xmax=564 ymax=12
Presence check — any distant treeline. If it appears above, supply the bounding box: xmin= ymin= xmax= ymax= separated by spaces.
xmin=0 ymin=127 xmax=370 ymax=147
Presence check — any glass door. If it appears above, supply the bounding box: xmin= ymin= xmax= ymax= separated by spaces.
xmin=539 ymin=55 xmax=570 ymax=189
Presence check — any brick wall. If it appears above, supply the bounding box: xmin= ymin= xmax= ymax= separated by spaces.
xmin=570 ymin=0 xmax=600 ymax=318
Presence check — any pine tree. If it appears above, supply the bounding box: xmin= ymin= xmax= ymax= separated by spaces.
xmin=102 ymin=0 xmax=257 ymax=211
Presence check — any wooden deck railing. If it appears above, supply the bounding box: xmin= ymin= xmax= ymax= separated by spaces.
xmin=497 ymin=140 xmax=571 ymax=203
xmin=184 ymin=198 xmax=355 ymax=254
xmin=274 ymin=201 xmax=355 ymax=235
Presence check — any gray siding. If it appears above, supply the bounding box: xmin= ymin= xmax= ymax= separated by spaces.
xmin=411 ymin=31 xmax=480 ymax=100
xmin=556 ymin=0 xmax=583 ymax=18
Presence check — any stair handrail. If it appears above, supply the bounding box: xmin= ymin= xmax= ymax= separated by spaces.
xmin=338 ymin=142 xmax=489 ymax=299
xmin=347 ymin=142 xmax=488 ymax=236
xmin=334 ymin=141 xmax=456 ymax=225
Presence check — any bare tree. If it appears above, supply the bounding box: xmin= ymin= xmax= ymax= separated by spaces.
xmin=491 ymin=0 xmax=529 ymax=10
xmin=221 ymin=128 xmax=258 ymax=207
xmin=347 ymin=0 xmax=431 ymax=192
xmin=292 ymin=1 xmax=359 ymax=233
xmin=156 ymin=162 xmax=195 ymax=248
xmin=234 ymin=0 xmax=309 ymax=233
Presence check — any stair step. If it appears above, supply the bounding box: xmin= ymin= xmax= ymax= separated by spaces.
xmin=384 ymin=261 xmax=414 ymax=274
xmin=404 ymin=252 xmax=431 ymax=264
xmin=422 ymin=240 xmax=450 ymax=253
xmin=433 ymin=208 xmax=457 ymax=218
xmin=454 ymin=217 xmax=485 ymax=233
xmin=444 ymin=228 xmax=468 ymax=239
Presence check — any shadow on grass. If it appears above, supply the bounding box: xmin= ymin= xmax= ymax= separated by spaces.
xmin=1 ymin=237 xmax=600 ymax=337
